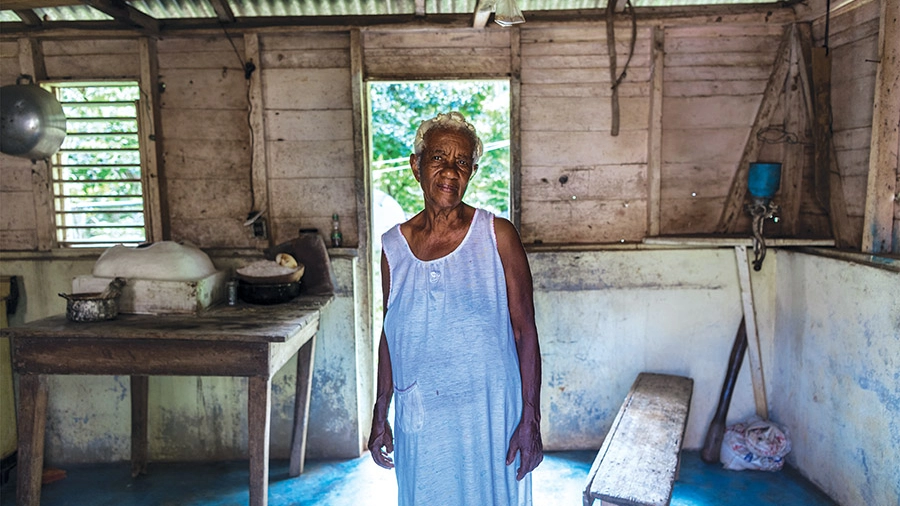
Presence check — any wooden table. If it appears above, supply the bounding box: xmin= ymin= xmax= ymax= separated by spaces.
xmin=1 ymin=294 xmax=332 ymax=506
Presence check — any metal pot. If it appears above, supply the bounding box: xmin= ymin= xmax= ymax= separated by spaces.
xmin=59 ymin=293 xmax=119 ymax=322
xmin=1 ymin=75 xmax=67 ymax=160
xmin=59 ymin=277 xmax=126 ymax=322
xmin=237 ymin=281 xmax=301 ymax=305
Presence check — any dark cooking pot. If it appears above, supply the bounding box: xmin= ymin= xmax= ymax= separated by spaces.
xmin=238 ymin=281 xmax=300 ymax=305
xmin=1 ymin=75 xmax=67 ymax=159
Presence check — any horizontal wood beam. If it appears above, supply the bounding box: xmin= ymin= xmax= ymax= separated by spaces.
xmin=0 ymin=4 xmax=795 ymax=35
xmin=2 ymin=0 xmax=79 ymax=7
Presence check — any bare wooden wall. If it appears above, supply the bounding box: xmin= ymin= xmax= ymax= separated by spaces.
xmin=519 ymin=24 xmax=651 ymax=244
xmin=260 ymin=31 xmax=356 ymax=246
xmin=158 ymin=36 xmax=254 ymax=247
xmin=0 ymin=4 xmax=891 ymax=251
xmin=661 ymin=24 xmax=782 ymax=235
xmin=0 ymin=41 xmax=37 ymax=249
xmin=816 ymin=0 xmax=881 ymax=243
xmin=0 ymin=37 xmax=141 ymax=250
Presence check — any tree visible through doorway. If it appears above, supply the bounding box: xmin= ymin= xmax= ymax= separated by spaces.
xmin=368 ymin=80 xmax=511 ymax=339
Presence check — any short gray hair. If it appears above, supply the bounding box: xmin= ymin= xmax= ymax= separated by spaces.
xmin=413 ymin=111 xmax=484 ymax=164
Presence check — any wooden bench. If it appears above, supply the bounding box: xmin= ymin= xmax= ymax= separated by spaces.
xmin=583 ymin=372 xmax=694 ymax=506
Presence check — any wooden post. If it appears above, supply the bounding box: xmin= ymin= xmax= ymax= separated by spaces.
xmin=509 ymin=27 xmax=523 ymax=230
xmin=138 ymin=37 xmax=166 ymax=242
xmin=647 ymin=25 xmax=664 ymax=237
xmin=862 ymin=0 xmax=900 ymax=253
xmin=780 ymin=25 xmax=806 ymax=236
xmin=734 ymin=246 xmax=768 ymax=418
xmin=18 ymin=38 xmax=55 ymax=251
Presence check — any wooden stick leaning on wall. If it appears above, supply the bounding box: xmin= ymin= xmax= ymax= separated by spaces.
xmin=700 ymin=317 xmax=748 ymax=464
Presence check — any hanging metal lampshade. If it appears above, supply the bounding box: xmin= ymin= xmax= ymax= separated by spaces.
xmin=1 ymin=75 xmax=67 ymax=160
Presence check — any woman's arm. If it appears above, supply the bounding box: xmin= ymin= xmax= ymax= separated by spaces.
xmin=368 ymin=251 xmax=395 ymax=469
xmin=495 ymin=217 xmax=543 ymax=480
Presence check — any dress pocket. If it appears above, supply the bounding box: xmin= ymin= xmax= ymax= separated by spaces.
xmin=394 ymin=381 xmax=425 ymax=434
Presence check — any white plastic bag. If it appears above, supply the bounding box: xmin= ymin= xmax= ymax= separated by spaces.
xmin=720 ymin=416 xmax=792 ymax=471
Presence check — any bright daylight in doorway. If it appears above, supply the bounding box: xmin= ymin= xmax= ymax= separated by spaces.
xmin=367 ymin=79 xmax=511 ymax=335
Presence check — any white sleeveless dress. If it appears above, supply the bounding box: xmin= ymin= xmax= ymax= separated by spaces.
xmin=382 ymin=208 xmax=532 ymax=506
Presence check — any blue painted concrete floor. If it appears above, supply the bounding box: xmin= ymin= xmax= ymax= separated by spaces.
xmin=0 ymin=451 xmax=837 ymax=505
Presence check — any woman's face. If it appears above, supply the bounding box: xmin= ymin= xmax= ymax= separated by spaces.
xmin=411 ymin=128 xmax=478 ymax=210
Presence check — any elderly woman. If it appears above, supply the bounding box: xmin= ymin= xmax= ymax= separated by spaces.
xmin=368 ymin=111 xmax=543 ymax=505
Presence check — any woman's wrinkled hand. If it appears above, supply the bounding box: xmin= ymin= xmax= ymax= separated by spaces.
xmin=506 ymin=418 xmax=543 ymax=480
xmin=368 ymin=419 xmax=395 ymax=469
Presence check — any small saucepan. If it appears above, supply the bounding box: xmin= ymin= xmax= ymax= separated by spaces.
xmin=59 ymin=277 xmax=126 ymax=322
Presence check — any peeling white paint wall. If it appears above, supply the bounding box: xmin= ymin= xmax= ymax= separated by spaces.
xmin=531 ymin=248 xmax=769 ymax=451
xmin=3 ymin=246 xmax=896 ymax=506
xmin=771 ymin=251 xmax=900 ymax=506
xmin=0 ymin=252 xmax=371 ymax=463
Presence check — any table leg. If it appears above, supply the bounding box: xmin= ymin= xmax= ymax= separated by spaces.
xmin=131 ymin=375 xmax=149 ymax=477
xmin=16 ymin=374 xmax=47 ymax=506
xmin=248 ymin=375 xmax=271 ymax=506
xmin=289 ymin=333 xmax=316 ymax=477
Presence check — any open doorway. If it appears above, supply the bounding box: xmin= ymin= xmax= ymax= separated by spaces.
xmin=368 ymin=80 xmax=511 ymax=341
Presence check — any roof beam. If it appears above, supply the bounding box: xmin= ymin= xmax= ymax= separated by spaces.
xmin=81 ymin=0 xmax=160 ymax=35
xmin=473 ymin=0 xmax=492 ymax=28
xmin=14 ymin=9 xmax=43 ymax=26
xmin=208 ymin=0 xmax=236 ymax=24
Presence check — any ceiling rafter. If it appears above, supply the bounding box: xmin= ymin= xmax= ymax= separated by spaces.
xmin=14 ymin=9 xmax=43 ymax=26
xmin=81 ymin=0 xmax=159 ymax=34
xmin=208 ymin=0 xmax=236 ymax=23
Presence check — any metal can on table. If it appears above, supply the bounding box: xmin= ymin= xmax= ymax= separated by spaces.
xmin=227 ymin=280 xmax=239 ymax=305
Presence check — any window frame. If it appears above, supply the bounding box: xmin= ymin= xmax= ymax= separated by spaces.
xmin=40 ymin=78 xmax=163 ymax=250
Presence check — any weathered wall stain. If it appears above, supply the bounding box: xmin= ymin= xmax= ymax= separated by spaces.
xmin=772 ymin=251 xmax=899 ymax=506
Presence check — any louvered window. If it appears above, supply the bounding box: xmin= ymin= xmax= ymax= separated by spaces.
xmin=49 ymin=82 xmax=146 ymax=248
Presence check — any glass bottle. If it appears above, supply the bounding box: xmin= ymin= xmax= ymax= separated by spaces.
xmin=331 ymin=213 xmax=343 ymax=247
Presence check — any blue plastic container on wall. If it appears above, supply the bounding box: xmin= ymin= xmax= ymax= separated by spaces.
xmin=747 ymin=162 xmax=782 ymax=199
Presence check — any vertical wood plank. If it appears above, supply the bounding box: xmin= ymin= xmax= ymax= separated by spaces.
xmin=780 ymin=25 xmax=806 ymax=236
xmin=19 ymin=39 xmax=55 ymax=250
xmin=717 ymin=26 xmax=793 ymax=233
xmin=289 ymin=335 xmax=316 ymax=476
xmin=647 ymin=25 xmax=664 ymax=236
xmin=16 ymin=374 xmax=47 ymax=506
xmin=862 ymin=0 xmax=900 ymax=253
xmin=245 ymin=32 xmax=271 ymax=249
xmin=130 ymin=375 xmax=149 ymax=477
xmin=510 ymin=26 xmax=523 ymax=229
xmin=139 ymin=38 xmax=166 ymax=242
xmin=17 ymin=37 xmax=46 ymax=81
xmin=734 ymin=246 xmax=768 ymax=419
xmin=350 ymin=28 xmax=371 ymax=319
xmin=248 ymin=375 xmax=271 ymax=506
